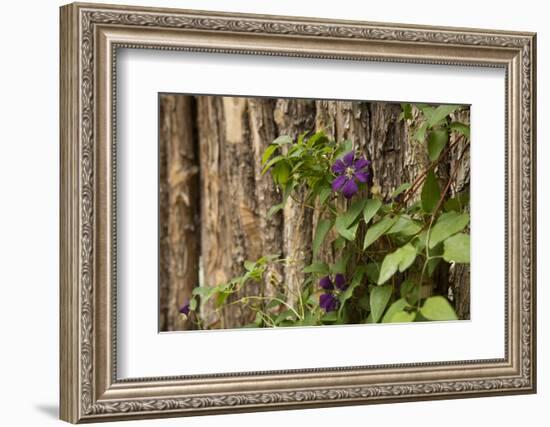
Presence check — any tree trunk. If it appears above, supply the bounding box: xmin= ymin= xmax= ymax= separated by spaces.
xmin=273 ymin=99 xmax=317 ymax=305
xmin=159 ymin=95 xmax=200 ymax=331
xmin=197 ymin=96 xmax=287 ymax=328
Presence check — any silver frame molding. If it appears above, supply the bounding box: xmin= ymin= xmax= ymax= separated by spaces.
xmin=60 ymin=2 xmax=537 ymax=423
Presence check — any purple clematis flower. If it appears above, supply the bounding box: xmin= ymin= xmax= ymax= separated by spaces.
xmin=319 ymin=293 xmax=339 ymax=313
xmin=179 ymin=299 xmax=190 ymax=316
xmin=331 ymin=151 xmax=370 ymax=199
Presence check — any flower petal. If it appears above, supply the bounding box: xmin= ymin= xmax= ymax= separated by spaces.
xmin=354 ymin=171 xmax=369 ymax=183
xmin=319 ymin=293 xmax=330 ymax=310
xmin=334 ymin=273 xmax=347 ymax=290
xmin=343 ymin=151 xmax=355 ymax=166
xmin=332 ymin=175 xmax=348 ymax=192
xmin=320 ymin=293 xmax=339 ymax=312
xmin=319 ymin=276 xmax=334 ymax=290
xmin=331 ymin=159 xmax=346 ymax=174
xmin=342 ymin=179 xmax=358 ymax=199
xmin=179 ymin=300 xmax=190 ymax=315
xmin=354 ymin=158 xmax=370 ymax=171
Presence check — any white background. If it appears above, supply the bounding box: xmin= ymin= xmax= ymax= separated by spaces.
xmin=118 ymin=50 xmax=505 ymax=377
xmin=0 ymin=0 xmax=546 ymax=426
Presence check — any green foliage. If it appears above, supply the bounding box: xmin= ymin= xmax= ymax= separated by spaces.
xmin=363 ymin=216 xmax=398 ymax=250
xmin=421 ymin=169 xmax=440 ymax=213
xmin=443 ymin=233 xmax=470 ymax=263
xmin=429 ymin=211 xmax=469 ymax=248
xmin=382 ymin=298 xmax=413 ymax=323
xmin=312 ymin=219 xmax=333 ymax=257
xmin=420 ymin=296 xmax=458 ymax=321
xmin=378 ymin=243 xmax=417 ymax=285
xmin=427 ymin=129 xmax=449 ymax=161
xmin=370 ymin=285 xmax=393 ymax=323
xmin=187 ymin=104 xmax=470 ymax=329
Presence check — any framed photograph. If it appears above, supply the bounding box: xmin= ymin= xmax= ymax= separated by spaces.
xmin=60 ymin=2 xmax=537 ymax=423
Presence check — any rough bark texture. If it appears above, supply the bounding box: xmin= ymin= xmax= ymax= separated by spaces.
xmin=160 ymin=96 xmax=471 ymax=330
xmin=159 ymin=95 xmax=200 ymax=331
xmin=273 ymin=99 xmax=317 ymax=305
xmin=196 ymin=96 xmax=288 ymax=328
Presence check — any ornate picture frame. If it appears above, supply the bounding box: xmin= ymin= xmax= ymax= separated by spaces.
xmin=60 ymin=2 xmax=536 ymax=423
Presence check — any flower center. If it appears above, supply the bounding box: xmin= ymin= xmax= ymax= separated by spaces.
xmin=345 ymin=166 xmax=355 ymax=179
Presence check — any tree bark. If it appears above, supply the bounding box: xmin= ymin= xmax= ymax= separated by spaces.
xmin=273 ymin=99 xmax=317 ymax=305
xmin=197 ymin=96 xmax=288 ymax=328
xmin=159 ymin=95 xmax=200 ymax=331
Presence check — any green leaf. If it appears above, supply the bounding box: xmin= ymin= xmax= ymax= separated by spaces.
xmin=400 ymin=103 xmax=413 ymax=121
xmin=443 ymin=233 xmax=470 ymax=263
xmin=272 ymin=135 xmax=293 ymax=145
xmin=398 ymin=243 xmax=417 ymax=272
xmin=429 ymin=211 xmax=469 ymax=248
xmin=335 ymin=219 xmax=359 ymax=241
xmin=391 ymin=183 xmax=411 ymax=198
xmin=444 ymin=192 xmax=470 ymax=212
xmin=427 ymin=256 xmax=441 ymax=277
xmin=414 ymin=122 xmax=429 ymax=142
xmin=272 ymin=161 xmax=291 ymax=186
xmin=370 ymin=285 xmax=392 ymax=323
xmin=340 ymin=198 xmax=367 ymax=228
xmin=321 ymin=311 xmax=338 ymax=322
xmin=382 ymin=298 xmax=411 ymax=323
xmin=189 ymin=297 xmax=197 ymax=311
xmin=216 ymin=291 xmax=231 ymax=308
xmin=313 ymin=219 xmax=333 ymax=257
xmin=267 ymin=203 xmax=284 ymax=218
xmin=261 ymin=144 xmax=279 ymax=165
xmin=378 ymin=251 xmax=401 ymax=285
xmin=427 ymin=105 xmax=459 ymax=127
xmin=449 ymin=122 xmax=470 ymax=139
xmin=333 ymin=235 xmax=346 ymax=251
xmin=298 ymin=313 xmax=317 ymax=326
xmin=387 ymin=216 xmax=421 ymax=236
xmin=427 ymin=129 xmax=449 ymax=161
xmin=420 ymin=296 xmax=458 ymax=321
xmin=378 ymin=243 xmax=417 ymax=285
xmin=389 ymin=310 xmax=416 ymax=323
xmin=338 ymin=267 xmax=366 ymax=308
xmin=318 ymin=187 xmax=332 ymax=205
xmin=331 ymin=253 xmax=352 ymax=274
xmin=336 ymin=140 xmax=353 ymax=157
xmin=303 ymin=262 xmax=329 ymax=274
xmin=365 ymin=262 xmax=380 ymax=283
xmin=400 ymin=279 xmax=419 ymax=305
xmin=358 ymin=295 xmax=370 ymax=312
xmin=275 ymin=309 xmax=296 ymax=325
xmin=244 ymin=260 xmax=256 ymax=271
xmin=363 ymin=216 xmax=398 ymax=250
xmin=363 ymin=199 xmax=382 ymax=224
xmin=261 ymin=155 xmax=284 ymax=175
xmin=421 ymin=169 xmax=440 ymax=213
xmin=192 ymin=286 xmax=218 ymax=304
xmin=306 ymin=131 xmax=328 ymax=147
xmin=418 ymin=104 xmax=435 ymax=119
